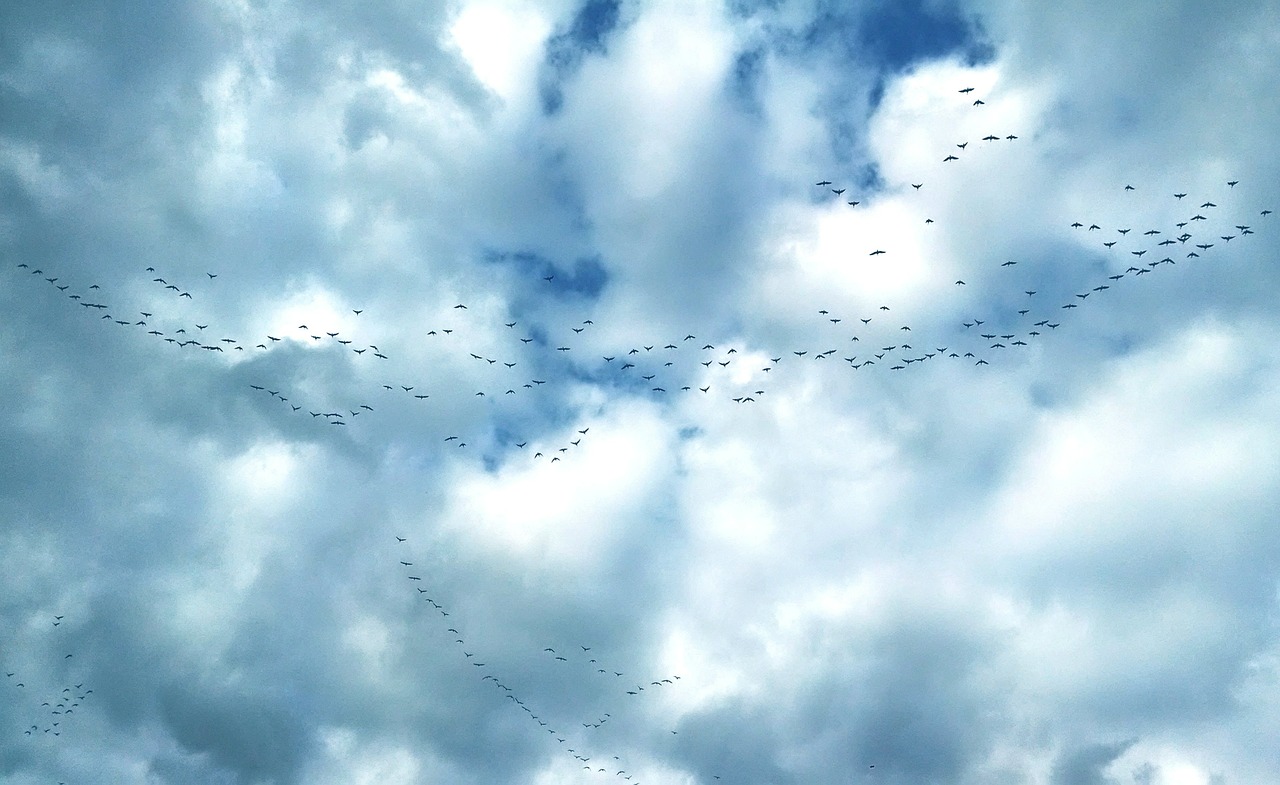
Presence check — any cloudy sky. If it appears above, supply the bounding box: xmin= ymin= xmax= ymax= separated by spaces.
xmin=3 ymin=1 xmax=1279 ymax=783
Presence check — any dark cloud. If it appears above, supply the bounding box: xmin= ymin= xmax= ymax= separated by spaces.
xmin=160 ymin=682 xmax=312 ymax=784
xmin=0 ymin=0 xmax=232 ymax=164
xmin=1052 ymin=739 xmax=1137 ymax=785
xmin=729 ymin=46 xmax=767 ymax=115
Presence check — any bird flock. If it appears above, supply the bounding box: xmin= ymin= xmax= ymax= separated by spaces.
xmin=388 ymin=537 xmax=703 ymax=784
xmin=9 ymin=175 xmax=1267 ymax=445
xmin=3 ymin=79 xmax=1274 ymax=783
xmin=4 ymin=614 xmax=95 ymax=747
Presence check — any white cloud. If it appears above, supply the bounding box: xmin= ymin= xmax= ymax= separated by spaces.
xmin=449 ymin=1 xmax=554 ymax=105
xmin=2 ymin=1 xmax=1279 ymax=783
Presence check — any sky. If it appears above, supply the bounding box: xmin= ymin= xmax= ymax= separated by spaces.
xmin=2 ymin=1 xmax=1279 ymax=783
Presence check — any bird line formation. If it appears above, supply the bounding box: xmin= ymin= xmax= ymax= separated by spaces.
xmin=798 ymin=179 xmax=1267 ymax=370
xmin=802 ymin=86 xmax=1268 ymax=371
xmin=12 ymin=83 xmax=1271 ymax=461
xmin=9 ymin=165 xmax=1270 ymax=457
xmin=390 ymin=537 xmax=716 ymax=784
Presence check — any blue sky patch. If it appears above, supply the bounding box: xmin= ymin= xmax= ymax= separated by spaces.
xmin=539 ymin=0 xmax=624 ymax=114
